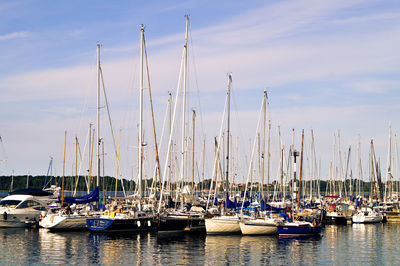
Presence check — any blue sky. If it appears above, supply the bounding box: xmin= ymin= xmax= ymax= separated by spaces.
xmin=0 ymin=0 xmax=400 ymax=186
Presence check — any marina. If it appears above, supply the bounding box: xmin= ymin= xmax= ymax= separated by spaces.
xmin=1 ymin=0 xmax=400 ymax=265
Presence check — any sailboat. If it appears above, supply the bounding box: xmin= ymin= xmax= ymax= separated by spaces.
xmin=277 ymin=130 xmax=323 ymax=236
xmin=86 ymin=25 xmax=157 ymax=233
xmin=41 ymin=45 xmax=105 ymax=231
xmin=239 ymin=91 xmax=284 ymax=235
xmin=205 ymin=73 xmax=244 ymax=235
xmin=157 ymin=15 xmax=206 ymax=234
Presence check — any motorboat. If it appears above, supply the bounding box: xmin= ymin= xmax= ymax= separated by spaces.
xmin=352 ymin=207 xmax=383 ymax=224
xmin=0 ymin=194 xmax=47 ymax=228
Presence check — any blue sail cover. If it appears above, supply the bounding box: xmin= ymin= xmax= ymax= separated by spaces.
xmin=264 ymin=202 xmax=285 ymax=212
xmin=64 ymin=186 xmax=99 ymax=204
xmin=226 ymin=198 xmax=250 ymax=209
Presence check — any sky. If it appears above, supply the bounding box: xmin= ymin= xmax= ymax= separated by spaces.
xmin=0 ymin=0 xmax=400 ymax=186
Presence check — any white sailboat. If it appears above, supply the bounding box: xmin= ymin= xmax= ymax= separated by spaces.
xmin=41 ymin=44 xmax=104 ymax=231
xmin=205 ymin=73 xmax=241 ymax=235
xmin=239 ymin=216 xmax=279 ymax=235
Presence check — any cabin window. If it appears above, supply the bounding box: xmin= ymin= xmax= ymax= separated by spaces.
xmin=0 ymin=200 xmax=21 ymax=208
xmin=33 ymin=206 xmax=46 ymax=211
xmin=16 ymin=200 xmax=41 ymax=209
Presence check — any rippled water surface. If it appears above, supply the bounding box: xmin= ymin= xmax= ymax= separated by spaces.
xmin=1 ymin=224 xmax=400 ymax=265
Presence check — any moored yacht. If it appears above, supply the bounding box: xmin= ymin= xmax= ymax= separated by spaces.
xmin=352 ymin=207 xmax=383 ymax=224
xmin=239 ymin=216 xmax=280 ymax=235
xmin=0 ymin=194 xmax=47 ymax=228
xmin=205 ymin=213 xmax=241 ymax=235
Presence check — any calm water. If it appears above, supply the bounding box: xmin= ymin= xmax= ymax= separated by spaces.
xmin=0 ymin=224 xmax=399 ymax=265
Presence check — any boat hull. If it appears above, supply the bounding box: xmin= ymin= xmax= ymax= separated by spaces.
xmin=324 ymin=215 xmax=347 ymax=225
xmin=0 ymin=212 xmax=40 ymax=228
xmin=158 ymin=213 xmax=205 ymax=233
xmin=352 ymin=216 xmax=382 ymax=224
xmin=40 ymin=214 xmax=88 ymax=231
xmin=277 ymin=223 xmax=322 ymax=236
xmin=239 ymin=220 xmax=277 ymax=235
xmin=87 ymin=216 xmax=157 ymax=233
xmin=205 ymin=216 xmax=241 ymax=235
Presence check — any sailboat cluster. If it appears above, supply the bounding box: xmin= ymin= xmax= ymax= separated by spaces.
xmin=0 ymin=16 xmax=398 ymax=238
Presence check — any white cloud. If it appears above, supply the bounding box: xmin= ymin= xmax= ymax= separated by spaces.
xmin=0 ymin=31 xmax=28 ymax=41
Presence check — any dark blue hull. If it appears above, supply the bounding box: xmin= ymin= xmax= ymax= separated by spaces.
xmin=87 ymin=216 xmax=157 ymax=233
xmin=277 ymin=224 xmax=322 ymax=236
xmin=158 ymin=213 xmax=205 ymax=233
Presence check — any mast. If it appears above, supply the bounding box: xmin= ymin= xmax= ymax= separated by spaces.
xmin=138 ymin=25 xmax=145 ymax=200
xmin=370 ymin=140 xmax=374 ymax=203
xmin=61 ymin=130 xmax=67 ymax=207
xmin=192 ymin=109 xmax=196 ymax=194
xmin=267 ymin=92 xmax=271 ymax=200
xmin=357 ymin=135 xmax=362 ymax=197
xmin=168 ymin=92 xmax=172 ymax=195
xmin=96 ymin=43 xmax=101 ymax=188
xmin=385 ymin=124 xmax=392 ymax=201
xmin=297 ymin=129 xmax=304 ymax=212
xmin=225 ymin=73 xmax=232 ymax=210
xmin=75 ymin=136 xmax=78 ymax=195
xmin=261 ymin=90 xmax=266 ymax=200
xmin=179 ymin=15 xmax=189 ymax=200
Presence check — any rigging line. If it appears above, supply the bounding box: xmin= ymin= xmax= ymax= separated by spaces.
xmin=75 ymin=49 xmax=97 ymax=140
xmin=157 ymin=45 xmax=186 ymax=213
xmin=121 ymin=36 xmax=141 ymax=174
xmin=143 ymin=34 xmax=163 ymax=190
xmin=149 ymin=96 xmax=170 ymax=191
xmin=188 ymin=20 xmax=206 ymax=139
xmin=206 ymin=82 xmax=229 ymax=210
xmin=100 ymin=66 xmax=126 ymax=197
xmin=241 ymin=93 xmax=266 ymax=212
xmin=230 ymin=87 xmax=247 ymax=166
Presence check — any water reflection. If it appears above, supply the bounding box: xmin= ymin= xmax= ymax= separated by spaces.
xmin=2 ymin=224 xmax=400 ymax=264
xmin=205 ymin=235 xmax=242 ymax=265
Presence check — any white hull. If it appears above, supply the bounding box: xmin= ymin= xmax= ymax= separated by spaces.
xmin=239 ymin=219 xmax=277 ymax=235
xmin=205 ymin=215 xmax=240 ymax=234
xmin=352 ymin=215 xmax=382 ymax=223
xmin=352 ymin=207 xmax=382 ymax=224
xmin=0 ymin=218 xmax=34 ymax=228
xmin=40 ymin=214 xmax=88 ymax=230
xmin=0 ymin=194 xmax=48 ymax=228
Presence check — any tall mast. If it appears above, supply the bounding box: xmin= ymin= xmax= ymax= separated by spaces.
xmin=225 ymin=73 xmax=232 ymax=209
xmin=138 ymin=25 xmax=145 ymax=200
xmin=385 ymin=123 xmax=392 ymax=200
xmin=168 ymin=92 xmax=172 ymax=194
xmin=179 ymin=15 xmax=189 ymax=199
xmin=96 ymin=43 xmax=101 ymax=188
xmin=370 ymin=139 xmax=374 ymax=203
xmin=297 ymin=129 xmax=304 ymax=212
xmin=61 ymin=130 xmax=67 ymax=207
xmin=261 ymin=90 xmax=266 ymax=200
xmin=267 ymin=92 xmax=271 ymax=200
xmin=357 ymin=135 xmax=362 ymax=197
xmin=192 ymin=109 xmax=196 ymax=194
